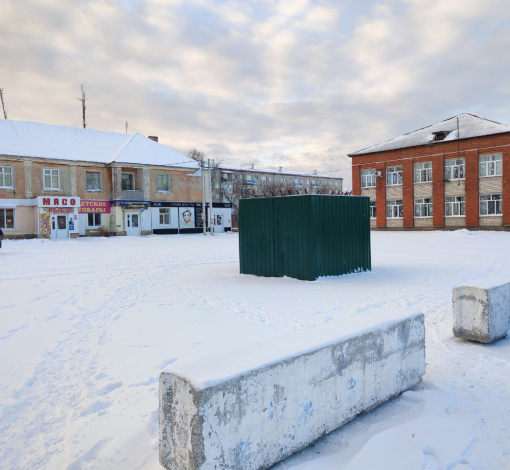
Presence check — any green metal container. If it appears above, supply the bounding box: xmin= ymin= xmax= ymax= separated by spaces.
xmin=239 ymin=195 xmax=371 ymax=281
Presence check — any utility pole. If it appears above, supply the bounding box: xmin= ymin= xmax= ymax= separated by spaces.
xmin=201 ymin=162 xmax=206 ymax=236
xmin=0 ymin=89 xmax=7 ymax=119
xmin=77 ymin=85 xmax=86 ymax=128
xmin=125 ymin=121 xmax=129 ymax=134
xmin=208 ymin=158 xmax=214 ymax=236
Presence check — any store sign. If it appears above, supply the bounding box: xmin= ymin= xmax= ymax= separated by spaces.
xmin=79 ymin=200 xmax=111 ymax=214
xmin=122 ymin=202 xmax=148 ymax=210
xmin=37 ymin=196 xmax=81 ymax=208
xmin=48 ymin=208 xmax=74 ymax=214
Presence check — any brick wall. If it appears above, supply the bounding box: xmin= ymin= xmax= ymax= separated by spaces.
xmin=465 ymin=150 xmax=479 ymax=226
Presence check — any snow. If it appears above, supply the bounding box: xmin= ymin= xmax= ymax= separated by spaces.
xmin=455 ymin=275 xmax=510 ymax=290
xmin=349 ymin=113 xmax=510 ymax=156
xmin=1 ymin=230 xmax=510 ymax=469
xmin=0 ymin=119 xmax=198 ymax=168
xmin=218 ymin=164 xmax=339 ymax=181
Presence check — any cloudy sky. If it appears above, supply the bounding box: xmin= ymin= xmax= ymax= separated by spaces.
xmin=1 ymin=0 xmax=510 ymax=186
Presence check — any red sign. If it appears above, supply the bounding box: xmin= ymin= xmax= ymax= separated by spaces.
xmin=48 ymin=208 xmax=74 ymax=214
xmin=79 ymin=200 xmax=111 ymax=214
xmin=37 ymin=196 xmax=81 ymax=208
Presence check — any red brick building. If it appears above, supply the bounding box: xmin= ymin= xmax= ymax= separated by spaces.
xmin=349 ymin=113 xmax=510 ymax=230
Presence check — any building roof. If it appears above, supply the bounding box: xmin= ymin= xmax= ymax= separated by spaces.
xmin=0 ymin=119 xmax=198 ymax=169
xmin=349 ymin=113 xmax=510 ymax=157
xmin=217 ymin=164 xmax=341 ymax=180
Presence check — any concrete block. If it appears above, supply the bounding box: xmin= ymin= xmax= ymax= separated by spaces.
xmin=453 ymin=278 xmax=510 ymax=343
xmin=159 ymin=309 xmax=426 ymax=470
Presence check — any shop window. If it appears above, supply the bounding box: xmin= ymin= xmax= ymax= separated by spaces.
xmin=43 ymin=169 xmax=60 ymax=190
xmin=414 ymin=162 xmax=432 ymax=183
xmin=87 ymin=213 xmax=101 ymax=227
xmin=386 ymin=166 xmax=403 ymax=186
xmin=445 ymin=158 xmax=465 ymax=181
xmin=121 ymin=173 xmax=134 ymax=190
xmin=361 ymin=169 xmax=376 ymax=188
xmin=0 ymin=167 xmax=13 ymax=188
xmin=479 ymin=153 xmax=502 ymax=177
xmin=159 ymin=208 xmax=170 ymax=225
xmin=86 ymin=172 xmax=101 ymax=191
xmin=480 ymin=194 xmax=502 ymax=215
xmin=0 ymin=208 xmax=15 ymax=229
xmin=386 ymin=200 xmax=403 ymax=218
xmin=414 ymin=198 xmax=433 ymax=217
xmin=370 ymin=202 xmax=376 ymax=219
xmin=445 ymin=196 xmax=465 ymax=216
xmin=157 ymin=173 xmax=170 ymax=192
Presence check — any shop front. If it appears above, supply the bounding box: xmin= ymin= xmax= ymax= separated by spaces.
xmin=111 ymin=201 xmax=151 ymax=236
xmin=37 ymin=196 xmax=81 ymax=239
xmin=78 ymin=200 xmax=111 ymax=236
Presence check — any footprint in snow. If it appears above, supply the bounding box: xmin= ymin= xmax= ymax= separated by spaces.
xmin=80 ymin=400 xmax=113 ymax=416
xmin=157 ymin=358 xmax=177 ymax=369
xmin=96 ymin=382 xmax=123 ymax=396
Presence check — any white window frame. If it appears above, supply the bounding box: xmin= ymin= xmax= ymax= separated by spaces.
xmin=157 ymin=173 xmax=170 ymax=192
xmin=0 ymin=207 xmax=15 ymax=229
xmin=445 ymin=196 xmax=465 ymax=217
xmin=445 ymin=158 xmax=465 ymax=181
xmin=0 ymin=166 xmax=13 ymax=188
xmin=159 ymin=208 xmax=171 ymax=225
xmin=386 ymin=166 xmax=403 ymax=186
xmin=369 ymin=202 xmax=376 ymax=219
xmin=43 ymin=168 xmax=60 ymax=190
xmin=86 ymin=171 xmax=101 ymax=192
xmin=414 ymin=162 xmax=432 ymax=183
xmin=414 ymin=198 xmax=433 ymax=217
xmin=479 ymin=194 xmax=502 ymax=216
xmin=87 ymin=213 xmax=102 ymax=227
xmin=386 ymin=199 xmax=403 ymax=219
xmin=479 ymin=153 xmax=502 ymax=178
xmin=361 ymin=169 xmax=376 ymax=188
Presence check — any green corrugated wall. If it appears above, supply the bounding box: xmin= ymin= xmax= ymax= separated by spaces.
xmin=239 ymin=195 xmax=371 ymax=281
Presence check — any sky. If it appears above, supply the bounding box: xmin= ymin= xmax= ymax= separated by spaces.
xmin=1 ymin=0 xmax=510 ymax=187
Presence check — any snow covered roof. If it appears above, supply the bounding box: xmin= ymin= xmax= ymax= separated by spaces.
xmin=217 ymin=164 xmax=340 ymax=180
xmin=0 ymin=119 xmax=198 ymax=169
xmin=349 ymin=113 xmax=510 ymax=156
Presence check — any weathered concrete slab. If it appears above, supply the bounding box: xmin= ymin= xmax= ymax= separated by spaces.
xmin=453 ymin=278 xmax=510 ymax=343
xmin=159 ymin=309 xmax=425 ymax=470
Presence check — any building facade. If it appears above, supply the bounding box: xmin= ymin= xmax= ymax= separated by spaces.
xmin=349 ymin=113 xmax=510 ymax=230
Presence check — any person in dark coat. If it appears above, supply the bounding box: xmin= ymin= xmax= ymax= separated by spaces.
xmin=0 ymin=228 xmax=4 ymax=249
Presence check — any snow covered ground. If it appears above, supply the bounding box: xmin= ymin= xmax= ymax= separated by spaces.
xmin=1 ymin=230 xmax=510 ymax=470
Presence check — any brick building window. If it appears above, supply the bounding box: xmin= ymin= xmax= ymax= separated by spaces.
xmin=87 ymin=213 xmax=101 ymax=227
xmin=479 ymin=153 xmax=502 ymax=177
xmin=0 ymin=167 xmax=13 ymax=188
xmin=414 ymin=162 xmax=432 ymax=183
xmin=157 ymin=173 xmax=170 ymax=192
xmin=121 ymin=173 xmax=134 ymax=190
xmin=159 ymin=208 xmax=171 ymax=225
xmin=445 ymin=158 xmax=465 ymax=180
xmin=480 ymin=194 xmax=502 ymax=215
xmin=369 ymin=202 xmax=376 ymax=219
xmin=43 ymin=169 xmax=60 ymax=189
xmin=386 ymin=200 xmax=403 ymax=218
xmin=361 ymin=169 xmax=376 ymax=188
xmin=0 ymin=208 xmax=15 ymax=229
xmin=445 ymin=196 xmax=465 ymax=216
xmin=414 ymin=198 xmax=433 ymax=217
xmin=86 ymin=172 xmax=101 ymax=191
xmin=386 ymin=166 xmax=403 ymax=186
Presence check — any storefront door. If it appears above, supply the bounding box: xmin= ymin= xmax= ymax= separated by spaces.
xmin=51 ymin=214 xmax=69 ymax=239
xmin=214 ymin=214 xmax=223 ymax=233
xmin=126 ymin=212 xmax=141 ymax=236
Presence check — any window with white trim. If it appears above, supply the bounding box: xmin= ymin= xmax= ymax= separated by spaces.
xmin=386 ymin=200 xmax=403 ymax=218
xmin=414 ymin=162 xmax=432 ymax=183
xmin=479 ymin=194 xmax=502 ymax=215
xmin=0 ymin=167 xmax=13 ymax=188
xmin=87 ymin=213 xmax=101 ymax=227
xmin=445 ymin=158 xmax=465 ymax=181
xmin=157 ymin=173 xmax=170 ymax=192
xmin=479 ymin=153 xmax=502 ymax=177
xmin=43 ymin=169 xmax=60 ymax=190
xmin=0 ymin=208 xmax=14 ymax=229
xmin=386 ymin=166 xmax=403 ymax=186
xmin=370 ymin=202 xmax=376 ymax=219
xmin=86 ymin=172 xmax=101 ymax=191
xmin=361 ymin=169 xmax=376 ymax=188
xmin=414 ymin=198 xmax=433 ymax=217
xmin=159 ymin=208 xmax=170 ymax=225
xmin=445 ymin=196 xmax=465 ymax=216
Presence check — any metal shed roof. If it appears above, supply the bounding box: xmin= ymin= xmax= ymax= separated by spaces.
xmin=349 ymin=113 xmax=510 ymax=156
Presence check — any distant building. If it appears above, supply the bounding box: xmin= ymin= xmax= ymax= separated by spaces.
xmin=349 ymin=113 xmax=510 ymax=230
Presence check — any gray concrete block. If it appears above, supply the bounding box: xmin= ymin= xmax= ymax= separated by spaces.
xmin=453 ymin=279 xmax=510 ymax=343
xmin=159 ymin=310 xmax=426 ymax=470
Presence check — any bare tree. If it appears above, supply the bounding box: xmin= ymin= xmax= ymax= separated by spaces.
xmin=188 ymin=148 xmax=205 ymax=164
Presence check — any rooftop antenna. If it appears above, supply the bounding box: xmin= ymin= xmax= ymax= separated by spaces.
xmin=125 ymin=121 xmax=128 ymax=134
xmin=77 ymin=85 xmax=86 ymax=128
xmin=0 ymin=88 xmax=7 ymax=119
